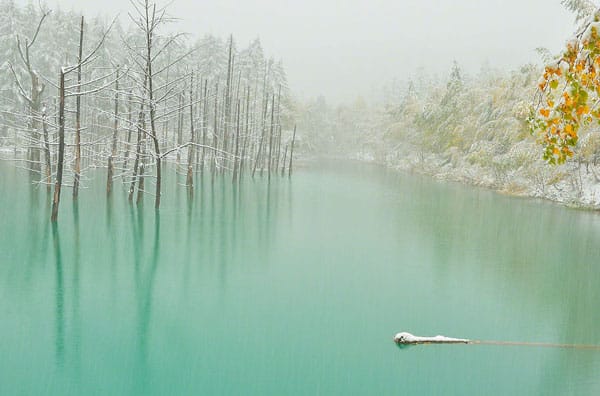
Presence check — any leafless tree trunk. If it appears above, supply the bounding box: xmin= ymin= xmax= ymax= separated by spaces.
xmin=186 ymin=73 xmax=195 ymax=190
xmin=42 ymin=104 xmax=52 ymax=192
xmin=123 ymin=90 xmax=134 ymax=171
xmin=51 ymin=70 xmax=65 ymax=222
xmin=73 ymin=16 xmax=84 ymax=199
xmin=212 ymin=82 xmax=219 ymax=174
xmin=137 ymin=162 xmax=145 ymax=205
xmin=288 ymin=124 xmax=296 ymax=178
xmin=281 ymin=144 xmax=288 ymax=176
xmin=129 ymin=74 xmax=148 ymax=202
xmin=176 ymin=92 xmax=184 ymax=165
xmin=252 ymin=94 xmax=269 ymax=178
xmin=9 ymin=8 xmax=50 ymax=174
xmin=268 ymin=93 xmax=275 ymax=181
xmin=200 ymin=79 xmax=208 ymax=173
xmin=107 ymin=67 xmax=120 ymax=195
xmin=232 ymin=99 xmax=241 ymax=183
xmin=143 ymin=2 xmax=163 ymax=209
xmin=238 ymin=86 xmax=251 ymax=181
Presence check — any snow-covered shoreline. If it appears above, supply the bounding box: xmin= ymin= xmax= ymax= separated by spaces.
xmin=350 ymin=148 xmax=600 ymax=211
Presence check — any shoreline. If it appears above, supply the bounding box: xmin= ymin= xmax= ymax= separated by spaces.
xmin=345 ymin=150 xmax=600 ymax=212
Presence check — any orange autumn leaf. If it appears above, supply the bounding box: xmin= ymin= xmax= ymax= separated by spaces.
xmin=576 ymin=105 xmax=590 ymax=116
xmin=565 ymin=124 xmax=574 ymax=135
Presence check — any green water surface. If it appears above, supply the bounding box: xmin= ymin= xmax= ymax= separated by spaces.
xmin=1 ymin=161 xmax=599 ymax=395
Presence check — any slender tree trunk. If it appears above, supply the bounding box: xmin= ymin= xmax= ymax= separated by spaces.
xmin=200 ymin=79 xmax=208 ymax=173
xmin=42 ymin=105 xmax=52 ymax=193
xmin=274 ymin=85 xmax=282 ymax=171
xmin=186 ymin=73 xmax=195 ymax=190
xmin=176 ymin=92 xmax=183 ymax=165
xmin=123 ymin=90 xmax=133 ymax=171
xmin=129 ymin=75 xmax=147 ymax=202
xmin=107 ymin=67 xmax=120 ymax=195
xmin=73 ymin=16 xmax=84 ymax=199
xmin=281 ymin=144 xmax=288 ymax=176
xmin=239 ymin=86 xmax=251 ymax=181
xmin=232 ymin=100 xmax=241 ymax=183
xmin=29 ymin=75 xmax=42 ymax=174
xmin=267 ymin=94 xmax=275 ymax=181
xmin=252 ymin=94 xmax=269 ymax=178
xmin=144 ymin=3 xmax=162 ymax=209
xmin=195 ymin=74 xmax=202 ymax=171
xmin=137 ymin=163 xmax=145 ymax=205
xmin=224 ymin=36 xmax=233 ymax=162
xmin=51 ymin=70 xmax=65 ymax=222
xmin=212 ymin=82 xmax=219 ymax=175
xmin=288 ymin=124 xmax=296 ymax=178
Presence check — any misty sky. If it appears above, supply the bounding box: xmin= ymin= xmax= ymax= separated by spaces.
xmin=20 ymin=0 xmax=577 ymax=102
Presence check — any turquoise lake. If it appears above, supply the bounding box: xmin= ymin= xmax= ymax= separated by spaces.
xmin=1 ymin=161 xmax=599 ymax=395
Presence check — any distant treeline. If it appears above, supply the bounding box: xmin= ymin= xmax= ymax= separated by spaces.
xmin=298 ymin=62 xmax=600 ymax=205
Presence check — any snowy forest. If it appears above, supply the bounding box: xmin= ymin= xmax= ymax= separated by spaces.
xmin=3 ymin=0 xmax=600 ymax=212
xmin=0 ymin=0 xmax=295 ymax=220
xmin=300 ymin=62 xmax=600 ymax=208
xmin=296 ymin=1 xmax=600 ymax=209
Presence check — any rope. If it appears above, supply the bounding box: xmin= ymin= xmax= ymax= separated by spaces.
xmin=469 ymin=340 xmax=600 ymax=350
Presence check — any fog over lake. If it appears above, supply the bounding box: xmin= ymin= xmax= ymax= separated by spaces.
xmin=19 ymin=0 xmax=574 ymax=102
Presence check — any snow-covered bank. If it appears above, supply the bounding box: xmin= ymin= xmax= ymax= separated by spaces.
xmin=350 ymin=147 xmax=600 ymax=210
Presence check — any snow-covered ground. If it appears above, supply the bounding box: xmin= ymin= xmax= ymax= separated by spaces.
xmin=350 ymin=146 xmax=600 ymax=210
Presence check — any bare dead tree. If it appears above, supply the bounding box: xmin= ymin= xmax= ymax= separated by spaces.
xmin=186 ymin=72 xmax=195 ymax=190
xmin=8 ymin=6 xmax=51 ymax=174
xmin=129 ymin=74 xmax=147 ymax=202
xmin=107 ymin=67 xmax=120 ymax=195
xmin=128 ymin=0 xmax=190 ymax=209
xmin=200 ymin=79 xmax=208 ymax=173
xmin=51 ymin=70 xmax=65 ymax=222
xmin=49 ymin=16 xmax=115 ymax=221
xmin=232 ymin=99 xmax=241 ymax=183
xmin=41 ymin=103 xmax=52 ymax=192
xmin=281 ymin=144 xmax=288 ymax=176
xmin=288 ymin=124 xmax=296 ymax=178
xmin=73 ymin=16 xmax=84 ymax=199
xmin=176 ymin=91 xmax=183 ymax=164
xmin=268 ymin=93 xmax=275 ymax=181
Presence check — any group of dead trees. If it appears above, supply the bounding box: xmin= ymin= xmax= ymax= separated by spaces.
xmin=4 ymin=1 xmax=297 ymax=222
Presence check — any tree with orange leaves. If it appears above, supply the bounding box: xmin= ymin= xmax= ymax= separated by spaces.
xmin=530 ymin=8 xmax=600 ymax=164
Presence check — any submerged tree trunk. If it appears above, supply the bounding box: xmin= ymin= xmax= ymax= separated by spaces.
xmin=186 ymin=73 xmax=195 ymax=190
xmin=137 ymin=162 xmax=145 ymax=205
xmin=129 ymin=79 xmax=147 ymax=202
xmin=42 ymin=105 xmax=52 ymax=192
xmin=212 ymin=82 xmax=219 ymax=175
xmin=73 ymin=16 xmax=84 ymax=199
xmin=123 ymin=90 xmax=133 ymax=171
xmin=144 ymin=4 xmax=162 ymax=209
xmin=107 ymin=67 xmax=120 ymax=195
xmin=232 ymin=100 xmax=241 ymax=183
xmin=176 ymin=92 xmax=184 ymax=165
xmin=288 ymin=124 xmax=296 ymax=178
xmin=267 ymin=93 xmax=275 ymax=181
xmin=238 ymin=86 xmax=251 ymax=181
xmin=281 ymin=144 xmax=288 ymax=176
xmin=200 ymin=79 xmax=208 ymax=173
xmin=252 ymin=94 xmax=269 ymax=178
xmin=51 ymin=70 xmax=65 ymax=222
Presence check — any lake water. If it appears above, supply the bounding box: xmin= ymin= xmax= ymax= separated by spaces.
xmin=1 ymin=161 xmax=599 ymax=395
